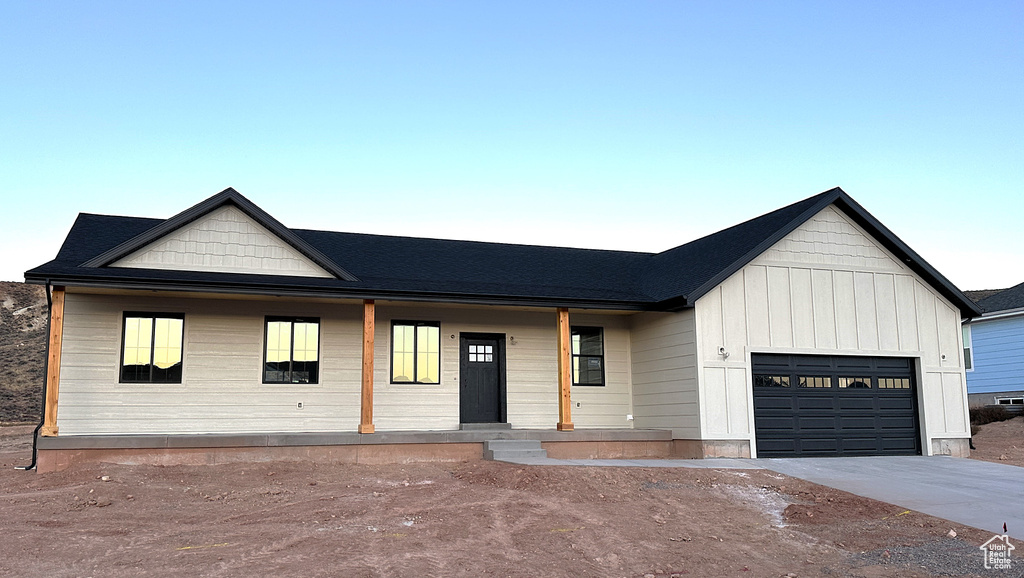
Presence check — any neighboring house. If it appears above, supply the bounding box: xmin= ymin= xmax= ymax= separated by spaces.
xmin=963 ymin=282 xmax=1024 ymax=407
xmin=25 ymin=187 xmax=981 ymax=471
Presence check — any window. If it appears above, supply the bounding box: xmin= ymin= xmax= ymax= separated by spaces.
xmin=997 ymin=396 xmax=1024 ymax=405
xmin=963 ymin=324 xmax=974 ymax=371
xmin=571 ymin=326 xmax=604 ymax=386
xmin=391 ymin=321 xmax=440 ymax=384
xmin=838 ymin=377 xmax=871 ymax=389
xmin=878 ymin=377 xmax=911 ymax=389
xmin=798 ymin=376 xmax=832 ymax=388
xmin=120 ymin=313 xmax=184 ymax=383
xmin=264 ymin=317 xmax=319 ymax=384
xmin=754 ymin=375 xmax=790 ymax=387
xmin=468 ymin=344 xmax=493 ymax=363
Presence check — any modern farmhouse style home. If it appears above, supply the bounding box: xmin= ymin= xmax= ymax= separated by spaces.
xmin=24 ymin=187 xmax=981 ymax=471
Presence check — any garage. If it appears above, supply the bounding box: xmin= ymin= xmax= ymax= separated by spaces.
xmin=752 ymin=354 xmax=920 ymax=457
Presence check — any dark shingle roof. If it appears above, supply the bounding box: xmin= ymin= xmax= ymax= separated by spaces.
xmin=975 ymin=281 xmax=1024 ymax=313
xmin=964 ymin=289 xmax=1006 ymax=304
xmin=25 ymin=187 xmax=982 ymax=316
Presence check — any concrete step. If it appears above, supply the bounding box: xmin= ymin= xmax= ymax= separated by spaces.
xmin=483 ymin=439 xmax=548 ymax=461
xmin=483 ymin=440 xmax=538 ymax=452
xmin=460 ymin=422 xmax=512 ymax=431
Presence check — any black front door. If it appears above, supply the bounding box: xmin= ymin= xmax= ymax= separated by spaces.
xmin=459 ymin=333 xmax=506 ymax=424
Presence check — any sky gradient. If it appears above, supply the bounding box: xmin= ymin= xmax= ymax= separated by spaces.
xmin=2 ymin=2 xmax=1021 ymax=291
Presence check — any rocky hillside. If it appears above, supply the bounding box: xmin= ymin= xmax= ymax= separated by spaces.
xmin=0 ymin=282 xmax=47 ymax=423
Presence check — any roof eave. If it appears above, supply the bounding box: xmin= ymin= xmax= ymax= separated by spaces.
xmin=23 ymin=271 xmax=652 ymax=312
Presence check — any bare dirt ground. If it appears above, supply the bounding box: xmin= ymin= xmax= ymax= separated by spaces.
xmin=0 ymin=281 xmax=47 ymax=423
xmin=970 ymin=416 xmax=1024 ymax=468
xmin=3 ymin=427 xmax=1018 ymax=577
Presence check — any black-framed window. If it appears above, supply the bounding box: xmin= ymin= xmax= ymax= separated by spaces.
xmin=120 ymin=313 xmax=184 ymax=383
xmin=571 ymin=326 xmax=604 ymax=386
xmin=264 ymin=317 xmax=320 ymax=384
xmin=391 ymin=321 xmax=440 ymax=384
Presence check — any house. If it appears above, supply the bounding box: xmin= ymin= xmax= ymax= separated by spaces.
xmin=24 ymin=187 xmax=982 ymax=472
xmin=963 ymin=282 xmax=1024 ymax=407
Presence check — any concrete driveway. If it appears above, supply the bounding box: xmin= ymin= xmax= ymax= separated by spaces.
xmin=754 ymin=456 xmax=1024 ymax=540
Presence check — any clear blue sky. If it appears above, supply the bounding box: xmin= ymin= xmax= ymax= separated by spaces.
xmin=2 ymin=2 xmax=1021 ymax=290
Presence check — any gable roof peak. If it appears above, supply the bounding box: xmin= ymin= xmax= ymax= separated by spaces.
xmin=81 ymin=188 xmax=358 ymax=282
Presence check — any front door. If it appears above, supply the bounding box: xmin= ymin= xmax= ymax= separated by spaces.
xmin=459 ymin=333 xmax=506 ymax=424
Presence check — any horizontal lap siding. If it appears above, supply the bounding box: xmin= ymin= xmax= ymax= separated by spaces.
xmin=58 ymin=293 xmax=362 ymax=435
xmin=695 ymin=206 xmax=971 ymax=452
xmin=629 ymin=311 xmax=699 ymax=438
xmin=966 ymin=317 xmax=1024 ymax=394
xmin=372 ymin=307 xmax=633 ymax=431
xmin=571 ymin=314 xmax=633 ymax=429
xmin=59 ymin=296 xmax=634 ymax=435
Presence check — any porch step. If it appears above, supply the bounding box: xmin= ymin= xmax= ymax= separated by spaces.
xmin=483 ymin=439 xmax=548 ymax=461
xmin=460 ymin=422 xmax=512 ymax=431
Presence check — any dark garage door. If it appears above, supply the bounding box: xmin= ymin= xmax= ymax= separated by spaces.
xmin=752 ymin=354 xmax=920 ymax=458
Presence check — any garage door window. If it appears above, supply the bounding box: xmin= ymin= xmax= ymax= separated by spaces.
xmin=838 ymin=377 xmax=872 ymax=389
xmin=798 ymin=376 xmax=831 ymax=388
xmin=754 ymin=375 xmax=789 ymax=387
xmin=878 ymin=378 xmax=911 ymax=389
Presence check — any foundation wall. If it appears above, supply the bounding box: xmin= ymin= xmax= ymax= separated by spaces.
xmin=37 ymin=443 xmax=483 ymax=473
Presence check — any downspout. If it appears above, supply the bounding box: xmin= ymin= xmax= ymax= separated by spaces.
xmin=16 ymin=280 xmax=52 ymax=471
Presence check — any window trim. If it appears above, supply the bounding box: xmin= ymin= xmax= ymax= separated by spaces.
xmin=262 ymin=316 xmax=321 ymax=385
xmin=571 ymin=325 xmax=605 ymax=387
xmin=390 ymin=320 xmax=441 ymax=384
xmin=119 ymin=312 xmax=185 ymax=384
xmin=963 ymin=324 xmax=975 ymax=372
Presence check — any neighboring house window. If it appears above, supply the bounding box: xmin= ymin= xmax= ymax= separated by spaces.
xmin=962 ymin=324 xmax=974 ymax=371
xmin=120 ymin=313 xmax=184 ymax=383
xmin=571 ymin=326 xmax=605 ymax=386
xmin=264 ymin=317 xmax=320 ymax=384
xmin=996 ymin=396 xmax=1024 ymax=405
xmin=391 ymin=321 xmax=440 ymax=384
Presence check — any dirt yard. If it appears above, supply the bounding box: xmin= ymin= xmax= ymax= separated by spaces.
xmin=0 ymin=427 xmax=1017 ymax=578
xmin=971 ymin=415 xmax=1024 ymax=468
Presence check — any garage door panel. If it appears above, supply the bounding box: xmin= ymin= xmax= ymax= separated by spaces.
xmin=757 ymin=439 xmax=797 ymax=454
xmin=797 ymin=438 xmax=839 ymax=453
xmin=756 ymin=416 xmax=797 ymax=431
xmin=837 ymin=397 xmax=876 ymax=410
xmin=881 ymin=437 xmax=919 ymax=451
xmin=838 ymin=416 xmax=877 ymax=430
xmin=797 ymin=416 xmax=839 ymax=431
xmin=754 ymin=396 xmax=796 ymax=410
xmin=753 ymin=354 xmax=919 ymax=457
xmin=878 ymin=416 xmax=917 ymax=430
xmin=878 ymin=397 xmax=915 ymax=410
xmin=796 ymin=397 xmax=839 ymax=410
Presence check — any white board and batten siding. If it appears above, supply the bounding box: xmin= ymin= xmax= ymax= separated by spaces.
xmin=372 ymin=306 xmax=634 ymax=431
xmin=693 ymin=206 xmax=971 ymax=455
xmin=56 ymin=292 xmax=634 ymax=435
xmin=112 ymin=205 xmax=333 ymax=278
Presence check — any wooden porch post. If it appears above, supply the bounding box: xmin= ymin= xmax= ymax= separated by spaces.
xmin=359 ymin=300 xmax=376 ymax=434
xmin=556 ymin=307 xmax=574 ymax=431
xmin=40 ymin=286 xmax=66 ymax=437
